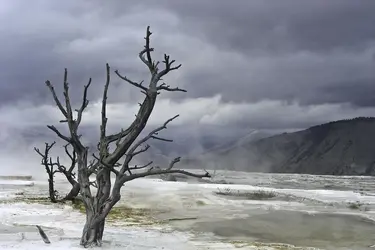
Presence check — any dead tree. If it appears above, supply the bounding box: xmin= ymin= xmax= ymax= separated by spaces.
xmin=34 ymin=142 xmax=58 ymax=203
xmin=43 ymin=26 xmax=210 ymax=247
xmin=34 ymin=142 xmax=85 ymax=202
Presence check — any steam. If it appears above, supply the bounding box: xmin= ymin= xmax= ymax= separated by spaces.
xmin=2 ymin=96 xmax=375 ymax=177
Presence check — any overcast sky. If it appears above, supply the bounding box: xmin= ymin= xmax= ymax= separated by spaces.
xmin=1 ymin=0 xmax=375 ymax=174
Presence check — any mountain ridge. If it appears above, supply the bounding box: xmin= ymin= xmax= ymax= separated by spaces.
xmin=181 ymin=117 xmax=375 ymax=176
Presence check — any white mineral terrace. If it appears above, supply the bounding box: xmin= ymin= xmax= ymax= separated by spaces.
xmin=0 ymin=171 xmax=375 ymax=249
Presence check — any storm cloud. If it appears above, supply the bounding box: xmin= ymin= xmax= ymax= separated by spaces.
xmin=0 ymin=0 xmax=375 ymax=173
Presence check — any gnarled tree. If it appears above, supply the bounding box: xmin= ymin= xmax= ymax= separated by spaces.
xmin=43 ymin=26 xmax=210 ymax=247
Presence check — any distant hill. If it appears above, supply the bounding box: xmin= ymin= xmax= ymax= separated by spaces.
xmin=181 ymin=117 xmax=375 ymax=176
xmin=16 ymin=124 xmax=267 ymax=168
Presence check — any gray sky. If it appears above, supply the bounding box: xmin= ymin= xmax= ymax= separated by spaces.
xmin=1 ymin=0 xmax=375 ymax=173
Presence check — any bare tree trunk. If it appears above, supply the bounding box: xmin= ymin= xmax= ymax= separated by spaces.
xmin=80 ymin=181 xmax=122 ymax=247
xmin=80 ymin=206 xmax=105 ymax=247
xmin=47 ymin=175 xmax=57 ymax=203
xmin=81 ymin=205 xmax=104 ymax=247
xmin=80 ymin=167 xmax=112 ymax=246
xmin=80 ymin=199 xmax=115 ymax=246
xmin=74 ymin=149 xmax=104 ymax=247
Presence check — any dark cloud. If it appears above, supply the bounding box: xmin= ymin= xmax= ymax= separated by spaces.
xmin=0 ymin=0 xmax=173 ymax=106
xmin=89 ymin=0 xmax=375 ymax=106
xmin=149 ymin=0 xmax=375 ymax=106
xmin=0 ymin=0 xmax=375 ymax=145
xmin=161 ymin=0 xmax=375 ymax=53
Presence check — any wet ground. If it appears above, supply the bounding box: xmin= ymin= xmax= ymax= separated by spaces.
xmin=169 ymin=210 xmax=375 ymax=249
xmin=149 ymin=171 xmax=375 ymax=249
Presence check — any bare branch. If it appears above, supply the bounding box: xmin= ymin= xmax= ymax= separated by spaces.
xmin=34 ymin=142 xmax=56 ymax=159
xmin=167 ymin=157 xmax=181 ymax=170
xmin=156 ymin=54 xmax=182 ymax=80
xmin=139 ymin=114 xmax=179 ymax=145
xmin=157 ymin=82 xmax=187 ymax=92
xmin=55 ymin=157 xmax=65 ymax=172
xmin=119 ymin=115 xmax=179 ymax=175
xmin=138 ymin=26 xmax=154 ymax=71
xmin=62 ymin=69 xmax=74 ymax=121
xmin=45 ymin=69 xmax=89 ymax=151
xmin=127 ymin=161 xmax=153 ymax=175
xmin=122 ymin=168 xmax=210 ymax=182
xmin=105 ymin=26 xmax=185 ymax=167
xmin=47 ymin=125 xmax=71 ymax=143
xmin=114 ymin=70 xmax=148 ymax=91
xmin=64 ymin=144 xmax=74 ymax=162
xmin=132 ymin=144 xmax=150 ymax=157
xmin=119 ymin=155 xmax=209 ymax=184
xmin=63 ymin=143 xmax=77 ymax=173
xmin=52 ymin=169 xmax=60 ymax=175
xmin=145 ymin=27 xmax=153 ymax=66
xmin=100 ymin=64 xmax=110 ymax=141
xmin=87 ymin=159 xmax=100 ymax=176
xmin=150 ymin=135 xmax=173 ymax=142
xmin=128 ymin=161 xmax=153 ymax=171
xmin=45 ymin=81 xmax=68 ymax=118
xmin=92 ymin=154 xmax=120 ymax=176
xmin=105 ymin=127 xmax=132 ymax=145
xmin=75 ymin=78 xmax=92 ymax=126
xmin=115 ymin=131 xmax=123 ymax=147
xmin=102 ymin=62 xmax=138 ymax=146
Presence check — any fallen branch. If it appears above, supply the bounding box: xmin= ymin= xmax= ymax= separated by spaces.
xmin=36 ymin=225 xmax=51 ymax=244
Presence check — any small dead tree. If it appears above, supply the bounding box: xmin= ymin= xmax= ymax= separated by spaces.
xmin=43 ymin=26 xmax=210 ymax=247
xmin=34 ymin=142 xmax=87 ymax=202
xmin=34 ymin=142 xmax=58 ymax=203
